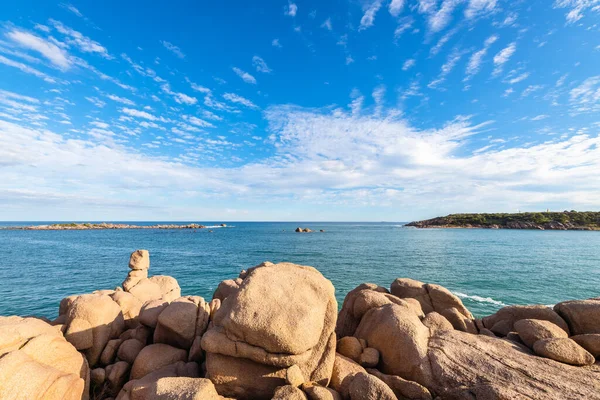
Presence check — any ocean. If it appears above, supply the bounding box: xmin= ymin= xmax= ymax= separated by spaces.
xmin=1 ymin=222 xmax=599 ymax=319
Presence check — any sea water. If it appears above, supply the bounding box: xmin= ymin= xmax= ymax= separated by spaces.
xmin=1 ymin=222 xmax=599 ymax=318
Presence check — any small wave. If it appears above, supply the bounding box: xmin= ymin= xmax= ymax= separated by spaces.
xmin=453 ymin=291 xmax=507 ymax=306
xmin=203 ymin=225 xmax=233 ymax=229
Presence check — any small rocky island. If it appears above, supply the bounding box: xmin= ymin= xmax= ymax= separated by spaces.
xmin=1 ymin=249 xmax=600 ymax=399
xmin=3 ymin=222 xmax=227 ymax=230
xmin=406 ymin=211 xmax=600 ymax=230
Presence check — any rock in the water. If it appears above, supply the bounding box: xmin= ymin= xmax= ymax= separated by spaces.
xmin=130 ymin=343 xmax=188 ymax=380
xmin=514 ymin=319 xmax=568 ymax=348
xmin=202 ymin=262 xmax=337 ymax=399
xmin=482 ymin=305 xmax=570 ymax=336
xmin=337 ymin=336 xmax=362 ymax=362
xmin=272 ymin=385 xmax=308 ymax=400
xmin=554 ymin=299 xmax=600 ymax=335
xmin=348 ymin=372 xmax=397 ymax=400
xmin=0 ymin=316 xmax=89 ymax=400
xmin=571 ymin=334 xmax=600 ymax=357
xmin=532 ymin=338 xmax=595 ymax=366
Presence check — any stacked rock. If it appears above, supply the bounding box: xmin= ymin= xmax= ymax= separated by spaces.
xmin=201 ymin=262 xmax=338 ymax=399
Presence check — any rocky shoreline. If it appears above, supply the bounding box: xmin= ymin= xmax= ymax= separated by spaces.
xmin=1 ymin=250 xmax=600 ymax=400
xmin=3 ymin=222 xmax=227 ymax=230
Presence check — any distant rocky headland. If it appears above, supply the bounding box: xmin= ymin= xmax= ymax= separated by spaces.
xmin=3 ymin=222 xmax=227 ymax=230
xmin=2 ymin=249 xmax=600 ymax=399
xmin=406 ymin=211 xmax=600 ymax=230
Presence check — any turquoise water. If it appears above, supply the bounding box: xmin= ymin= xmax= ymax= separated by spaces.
xmin=1 ymin=222 xmax=599 ymax=319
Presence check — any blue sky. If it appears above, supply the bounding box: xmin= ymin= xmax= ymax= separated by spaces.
xmin=0 ymin=0 xmax=599 ymax=221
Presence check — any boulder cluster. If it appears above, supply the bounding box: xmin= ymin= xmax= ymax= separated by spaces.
xmin=1 ymin=250 xmax=600 ymax=400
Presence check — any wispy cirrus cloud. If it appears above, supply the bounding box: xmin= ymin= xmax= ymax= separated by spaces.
xmin=232 ymin=67 xmax=257 ymax=84
xmin=161 ymin=41 xmax=185 ymax=59
xmin=49 ymin=19 xmax=110 ymax=58
xmin=223 ymin=92 xmax=259 ymax=109
xmin=252 ymin=56 xmax=272 ymax=73
xmin=5 ymin=29 xmax=71 ymax=69
xmin=492 ymin=41 xmax=516 ymax=76
xmin=464 ymin=34 xmax=498 ymax=82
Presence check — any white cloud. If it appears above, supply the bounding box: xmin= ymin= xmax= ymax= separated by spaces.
xmin=61 ymin=3 xmax=83 ymax=17
xmin=464 ymin=35 xmax=498 ymax=81
xmin=360 ymin=0 xmax=383 ymax=30
xmin=252 ymin=56 xmax=272 ymax=73
xmin=6 ymin=30 xmax=71 ymax=70
xmin=0 ymin=55 xmax=56 ymax=83
xmin=121 ymin=107 xmax=158 ymax=120
xmin=49 ymin=19 xmax=110 ymax=58
xmin=507 ymin=72 xmax=529 ymax=85
xmin=570 ymin=75 xmax=600 ymax=113
xmin=285 ymin=2 xmax=298 ymax=17
xmin=232 ymin=67 xmax=257 ymax=84
xmin=183 ymin=115 xmax=216 ymax=128
xmin=429 ymin=48 xmax=466 ymax=89
xmin=34 ymin=24 xmax=50 ymax=33
xmin=223 ymin=93 xmax=259 ymax=109
xmin=554 ymin=0 xmax=600 ymax=24
xmin=394 ymin=17 xmax=414 ymax=39
xmin=531 ymin=114 xmax=549 ymax=121
xmin=272 ymin=39 xmax=282 ymax=48
xmin=321 ymin=18 xmax=333 ymax=30
xmin=187 ymin=79 xmax=211 ymax=94
xmin=492 ymin=42 xmax=516 ymax=76
xmin=161 ymin=84 xmax=197 ymax=105
xmin=402 ymin=58 xmax=416 ymax=71
xmin=389 ymin=0 xmax=406 ymax=16
xmin=430 ymin=28 xmax=456 ymax=56
xmin=86 ymin=96 xmax=106 ymax=108
xmin=106 ymin=94 xmax=135 ymax=106
xmin=428 ymin=0 xmax=460 ymax=33
xmin=521 ymin=85 xmax=544 ymax=97
xmin=0 ymin=89 xmax=39 ymax=111
xmin=346 ymin=55 xmax=355 ymax=65
xmin=465 ymin=0 xmax=498 ymax=19
xmin=161 ymin=41 xmax=185 ymax=59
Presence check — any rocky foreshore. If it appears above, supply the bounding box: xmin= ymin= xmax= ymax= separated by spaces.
xmin=1 ymin=250 xmax=600 ymax=400
xmin=2 ymin=222 xmax=228 ymax=230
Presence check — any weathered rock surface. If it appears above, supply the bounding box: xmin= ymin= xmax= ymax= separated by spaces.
xmin=0 ymin=316 xmax=89 ymax=400
xmin=571 ymin=333 xmax=600 ymax=357
xmin=202 ymin=262 xmax=337 ymax=399
xmin=482 ymin=305 xmax=570 ymax=336
xmin=532 ymin=338 xmax=595 ymax=366
xmin=130 ymin=343 xmax=188 ymax=380
xmin=555 ymin=299 xmax=600 ymax=335
xmin=348 ymin=372 xmax=397 ymax=400
xmin=513 ymin=318 xmax=569 ymax=348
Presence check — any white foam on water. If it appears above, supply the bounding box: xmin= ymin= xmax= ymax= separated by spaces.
xmin=453 ymin=291 xmax=507 ymax=306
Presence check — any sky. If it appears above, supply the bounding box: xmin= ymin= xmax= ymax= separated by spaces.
xmin=0 ymin=0 xmax=599 ymax=221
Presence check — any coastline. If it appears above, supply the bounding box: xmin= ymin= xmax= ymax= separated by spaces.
xmin=1 ymin=222 xmax=228 ymax=230
xmin=2 ymin=249 xmax=599 ymax=399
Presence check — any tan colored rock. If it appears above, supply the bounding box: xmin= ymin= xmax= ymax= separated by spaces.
xmin=202 ymin=262 xmax=337 ymax=398
xmin=354 ymin=303 xmax=431 ymax=384
xmin=421 ymin=312 xmax=453 ymax=334
xmin=390 ymin=279 xmax=433 ymax=314
xmin=336 ymin=284 xmax=390 ymax=338
xmin=533 ymin=338 xmax=595 ymax=366
xmin=130 ymin=377 xmax=221 ymax=400
xmin=348 ymin=372 xmax=397 ymax=400
xmin=359 ymin=348 xmax=379 ymax=368
xmin=117 ymin=360 xmax=200 ymax=399
xmin=122 ymin=269 xmax=148 ymax=292
xmin=106 ymin=361 xmax=130 ymax=395
xmin=571 ymin=334 xmax=600 ymax=357
xmin=366 ymin=369 xmax=432 ymax=400
xmin=479 ymin=328 xmax=496 ymax=338
xmin=482 ymin=305 xmax=570 ymax=336
xmin=554 ymin=299 xmax=600 ymax=335
xmin=101 ymin=338 xmax=122 ymax=366
xmin=130 ymin=343 xmax=188 ymax=380
xmin=329 ymin=353 xmax=366 ymax=398
xmin=127 ymin=278 xmax=163 ymax=303
xmin=303 ymin=383 xmax=342 ymax=400
xmin=91 ymin=367 xmax=105 ymax=385
xmin=440 ymin=307 xmax=477 ymax=334
xmin=139 ymin=300 xmax=169 ymax=328
xmin=119 ymin=325 xmax=151 ymax=345
xmin=0 ymin=316 xmax=89 ymax=400
xmin=427 ymin=329 xmax=600 ymax=398
xmin=188 ymin=335 xmax=204 ymax=362
xmin=273 ymin=385 xmax=308 ymax=400
xmin=425 ymin=284 xmax=472 ymax=319
xmin=209 ymin=298 xmax=221 ymax=319
xmin=337 ymin=336 xmax=362 ymax=362
xmin=213 ymin=279 xmax=241 ymax=301
xmin=117 ymin=338 xmax=145 ymax=364
xmin=514 ymin=319 xmax=569 ymax=348
xmin=286 ymin=364 xmax=305 ymax=387
xmin=154 ymin=299 xmax=198 ymax=349
xmin=129 ymin=249 xmax=149 ymax=270
xmin=110 ymin=291 xmax=143 ymax=329
xmin=63 ymin=293 xmax=125 ymax=367
xmin=148 ymin=275 xmax=181 ymax=302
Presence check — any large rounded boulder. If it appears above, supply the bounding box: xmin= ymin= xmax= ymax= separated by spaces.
xmin=202 ymin=262 xmax=337 ymax=399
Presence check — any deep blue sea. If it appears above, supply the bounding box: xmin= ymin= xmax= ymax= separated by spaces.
xmin=1 ymin=221 xmax=599 ymax=319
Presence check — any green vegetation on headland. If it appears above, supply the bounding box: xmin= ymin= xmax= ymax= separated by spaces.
xmin=406 ymin=211 xmax=600 ymax=230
